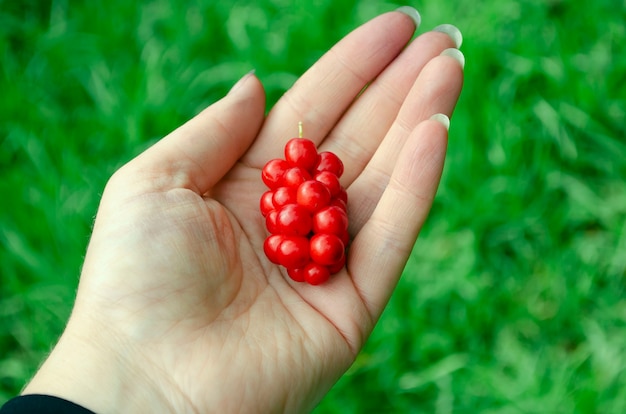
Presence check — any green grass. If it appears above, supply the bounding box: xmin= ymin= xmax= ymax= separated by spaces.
xmin=2 ymin=0 xmax=625 ymax=412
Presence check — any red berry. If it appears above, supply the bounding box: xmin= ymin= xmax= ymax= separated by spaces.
xmin=339 ymin=229 xmax=350 ymax=246
xmin=285 ymin=138 xmax=318 ymax=171
xmin=287 ymin=266 xmax=307 ymax=282
xmin=272 ymin=186 xmax=297 ymax=208
xmin=303 ymin=262 xmax=330 ymax=285
xmin=327 ymin=254 xmax=346 ymax=275
xmin=263 ymin=234 xmax=285 ymax=264
xmin=314 ymin=151 xmax=344 ymax=177
xmin=262 ymin=159 xmax=289 ymax=189
xmin=314 ymin=171 xmax=341 ymax=197
xmin=336 ymin=187 xmax=348 ymax=204
xmin=312 ymin=206 xmax=348 ymax=236
xmin=260 ymin=191 xmax=275 ymax=217
xmin=260 ymin=132 xmax=350 ymax=285
xmin=282 ymin=167 xmax=311 ymax=188
xmin=265 ymin=210 xmax=279 ymax=234
xmin=277 ymin=236 xmax=310 ymax=269
xmin=310 ymin=233 xmax=345 ymax=266
xmin=297 ymin=180 xmax=331 ymax=212
xmin=329 ymin=198 xmax=347 ymax=212
xmin=276 ymin=204 xmax=312 ymax=236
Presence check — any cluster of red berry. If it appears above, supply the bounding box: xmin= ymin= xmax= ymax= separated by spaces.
xmin=260 ymin=136 xmax=349 ymax=285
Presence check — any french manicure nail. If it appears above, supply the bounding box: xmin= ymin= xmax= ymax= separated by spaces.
xmin=433 ymin=24 xmax=463 ymax=48
xmin=440 ymin=48 xmax=465 ymax=69
xmin=395 ymin=6 xmax=421 ymax=29
xmin=228 ymin=69 xmax=256 ymax=95
xmin=430 ymin=113 xmax=450 ymax=130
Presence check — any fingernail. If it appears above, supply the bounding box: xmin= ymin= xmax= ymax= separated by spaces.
xmin=228 ymin=70 xmax=256 ymax=95
xmin=432 ymin=24 xmax=463 ymax=48
xmin=430 ymin=113 xmax=450 ymax=130
xmin=440 ymin=48 xmax=465 ymax=69
xmin=395 ymin=6 xmax=421 ymax=29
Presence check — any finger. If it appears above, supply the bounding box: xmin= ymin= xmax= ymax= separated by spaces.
xmin=243 ymin=9 xmax=419 ymax=167
xmin=348 ymin=117 xmax=449 ymax=320
xmin=319 ymin=29 xmax=460 ymax=184
xmin=123 ymin=73 xmax=266 ymax=194
xmin=347 ymin=52 xmax=464 ymax=231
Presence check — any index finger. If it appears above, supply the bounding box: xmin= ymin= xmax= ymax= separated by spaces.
xmin=242 ymin=8 xmax=420 ymax=167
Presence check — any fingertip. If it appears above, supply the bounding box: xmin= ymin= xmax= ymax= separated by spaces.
xmin=440 ymin=48 xmax=465 ymax=69
xmin=228 ymin=70 xmax=256 ymax=95
xmin=224 ymin=72 xmax=266 ymax=127
xmin=432 ymin=24 xmax=463 ymax=48
xmin=394 ymin=6 xmax=421 ymax=30
xmin=429 ymin=113 xmax=450 ymax=131
xmin=228 ymin=70 xmax=266 ymax=107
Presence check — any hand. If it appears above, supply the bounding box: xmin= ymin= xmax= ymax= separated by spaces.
xmin=23 ymin=9 xmax=463 ymax=413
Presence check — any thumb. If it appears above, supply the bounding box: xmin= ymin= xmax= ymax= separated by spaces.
xmin=126 ymin=72 xmax=266 ymax=194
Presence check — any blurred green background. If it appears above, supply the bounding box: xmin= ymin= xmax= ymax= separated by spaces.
xmin=1 ymin=0 xmax=625 ymax=412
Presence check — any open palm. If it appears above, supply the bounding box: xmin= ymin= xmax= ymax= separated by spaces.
xmin=24 ymin=10 xmax=463 ymax=414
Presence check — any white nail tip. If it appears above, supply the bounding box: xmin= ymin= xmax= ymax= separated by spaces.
xmin=395 ymin=6 xmax=421 ymax=29
xmin=441 ymin=48 xmax=465 ymax=69
xmin=433 ymin=24 xmax=463 ymax=48
xmin=228 ymin=70 xmax=255 ymax=95
xmin=430 ymin=114 xmax=450 ymax=130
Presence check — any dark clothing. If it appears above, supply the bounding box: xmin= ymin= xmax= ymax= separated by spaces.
xmin=0 ymin=395 xmax=95 ymax=414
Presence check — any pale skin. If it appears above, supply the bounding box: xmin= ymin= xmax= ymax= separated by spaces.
xmin=22 ymin=10 xmax=464 ymax=414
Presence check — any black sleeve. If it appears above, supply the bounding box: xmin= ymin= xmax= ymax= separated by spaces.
xmin=0 ymin=395 xmax=96 ymax=414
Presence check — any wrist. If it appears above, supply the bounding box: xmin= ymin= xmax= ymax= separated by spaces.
xmin=22 ymin=315 xmax=183 ymax=414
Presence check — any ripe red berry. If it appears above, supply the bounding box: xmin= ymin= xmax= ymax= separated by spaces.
xmin=326 ymin=255 xmax=346 ymax=275
xmin=314 ymin=151 xmax=344 ymax=177
xmin=339 ymin=229 xmax=350 ymax=246
xmin=265 ymin=209 xmax=279 ymax=234
xmin=263 ymin=234 xmax=285 ymax=264
xmin=314 ymin=171 xmax=341 ymax=197
xmin=272 ymin=186 xmax=297 ymax=208
xmin=276 ymin=204 xmax=312 ymax=236
xmin=310 ymin=233 xmax=345 ymax=266
xmin=262 ymin=159 xmax=289 ymax=189
xmin=287 ymin=266 xmax=307 ymax=283
xmin=329 ymin=197 xmax=347 ymax=212
xmin=260 ymin=191 xmax=275 ymax=217
xmin=312 ymin=206 xmax=348 ymax=236
xmin=285 ymin=138 xmax=318 ymax=171
xmin=297 ymin=180 xmax=331 ymax=212
xmin=277 ymin=236 xmax=310 ymax=269
xmin=282 ymin=167 xmax=311 ymax=188
xmin=260 ymin=128 xmax=349 ymax=284
xmin=303 ymin=262 xmax=330 ymax=285
xmin=336 ymin=187 xmax=348 ymax=204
